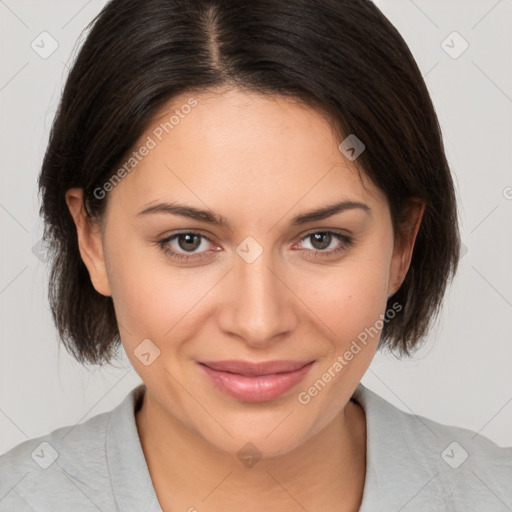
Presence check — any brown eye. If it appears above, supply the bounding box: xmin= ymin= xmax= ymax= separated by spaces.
xmin=176 ymin=233 xmax=202 ymax=252
xmin=158 ymin=231 xmax=216 ymax=263
xmin=309 ymin=232 xmax=333 ymax=250
xmin=296 ymin=230 xmax=352 ymax=259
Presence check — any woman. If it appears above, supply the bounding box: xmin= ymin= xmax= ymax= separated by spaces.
xmin=1 ymin=0 xmax=510 ymax=510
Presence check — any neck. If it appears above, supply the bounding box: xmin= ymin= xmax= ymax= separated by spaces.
xmin=135 ymin=387 xmax=367 ymax=512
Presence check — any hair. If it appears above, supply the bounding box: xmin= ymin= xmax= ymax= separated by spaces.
xmin=39 ymin=0 xmax=460 ymax=365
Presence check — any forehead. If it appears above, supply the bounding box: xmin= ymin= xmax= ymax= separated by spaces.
xmin=107 ymin=87 xmax=384 ymax=218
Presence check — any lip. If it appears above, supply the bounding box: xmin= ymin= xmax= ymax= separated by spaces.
xmin=198 ymin=360 xmax=315 ymax=402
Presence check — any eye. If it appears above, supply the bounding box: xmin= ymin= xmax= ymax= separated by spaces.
xmin=295 ymin=230 xmax=352 ymax=258
xmin=157 ymin=229 xmax=352 ymax=264
xmin=157 ymin=231 xmax=216 ymax=262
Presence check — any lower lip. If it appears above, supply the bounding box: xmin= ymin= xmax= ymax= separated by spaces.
xmin=198 ymin=362 xmax=314 ymax=402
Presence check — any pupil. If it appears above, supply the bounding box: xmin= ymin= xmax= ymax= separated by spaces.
xmin=312 ymin=232 xmax=331 ymax=250
xmin=178 ymin=234 xmax=200 ymax=251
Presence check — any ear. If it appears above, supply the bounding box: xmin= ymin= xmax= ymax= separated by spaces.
xmin=65 ymin=188 xmax=112 ymax=297
xmin=388 ymin=198 xmax=425 ymax=296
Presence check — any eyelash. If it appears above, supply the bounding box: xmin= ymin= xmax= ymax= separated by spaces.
xmin=157 ymin=230 xmax=352 ymax=263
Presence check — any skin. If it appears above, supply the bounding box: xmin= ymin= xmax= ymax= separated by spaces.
xmin=66 ymin=86 xmax=424 ymax=511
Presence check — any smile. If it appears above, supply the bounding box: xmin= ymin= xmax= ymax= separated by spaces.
xmin=197 ymin=360 xmax=315 ymax=402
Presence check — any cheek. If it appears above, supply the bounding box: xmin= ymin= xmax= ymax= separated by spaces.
xmin=293 ymin=248 xmax=393 ymax=348
xmin=104 ymin=213 xmax=394 ymax=360
xmin=103 ymin=230 xmax=173 ymax=337
xmin=104 ymin=232 xmax=217 ymax=355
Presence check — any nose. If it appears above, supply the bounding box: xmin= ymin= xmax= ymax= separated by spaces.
xmin=215 ymin=242 xmax=298 ymax=348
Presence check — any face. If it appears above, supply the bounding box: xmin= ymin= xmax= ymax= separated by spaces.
xmin=67 ymin=87 xmax=420 ymax=457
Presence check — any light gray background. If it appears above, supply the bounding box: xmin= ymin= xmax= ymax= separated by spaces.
xmin=1 ymin=0 xmax=511 ymax=455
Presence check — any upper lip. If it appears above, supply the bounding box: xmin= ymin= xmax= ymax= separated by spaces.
xmin=199 ymin=360 xmax=314 ymax=377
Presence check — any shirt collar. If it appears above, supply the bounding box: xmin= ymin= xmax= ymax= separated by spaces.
xmin=106 ymin=382 xmax=439 ymax=512
xmin=352 ymin=383 xmax=444 ymax=511
xmin=106 ymin=383 xmax=163 ymax=511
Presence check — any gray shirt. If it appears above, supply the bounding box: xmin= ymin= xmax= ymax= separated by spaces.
xmin=1 ymin=383 xmax=511 ymax=511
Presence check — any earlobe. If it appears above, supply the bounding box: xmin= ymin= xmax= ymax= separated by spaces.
xmin=388 ymin=199 xmax=425 ymax=296
xmin=65 ymin=188 xmax=112 ymax=297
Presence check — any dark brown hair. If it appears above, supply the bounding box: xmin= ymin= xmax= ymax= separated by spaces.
xmin=39 ymin=0 xmax=460 ymax=365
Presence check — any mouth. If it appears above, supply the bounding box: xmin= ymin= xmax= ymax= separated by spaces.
xmin=197 ymin=359 xmax=315 ymax=402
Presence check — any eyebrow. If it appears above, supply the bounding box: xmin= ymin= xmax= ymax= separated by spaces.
xmin=137 ymin=200 xmax=370 ymax=229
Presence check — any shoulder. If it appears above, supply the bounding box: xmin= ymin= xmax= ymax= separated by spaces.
xmin=354 ymin=384 xmax=512 ymax=512
xmin=0 ymin=386 xmax=142 ymax=512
